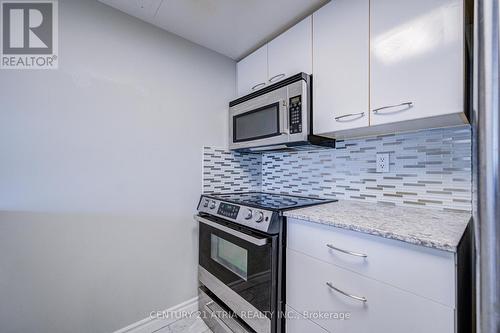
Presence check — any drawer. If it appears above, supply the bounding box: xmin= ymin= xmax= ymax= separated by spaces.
xmin=287 ymin=218 xmax=456 ymax=307
xmin=286 ymin=248 xmax=455 ymax=333
xmin=285 ymin=305 xmax=329 ymax=333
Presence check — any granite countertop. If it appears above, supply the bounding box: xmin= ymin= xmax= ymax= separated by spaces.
xmin=284 ymin=200 xmax=471 ymax=252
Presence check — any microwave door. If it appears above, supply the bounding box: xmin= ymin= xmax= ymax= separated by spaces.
xmin=230 ymin=100 xmax=289 ymax=150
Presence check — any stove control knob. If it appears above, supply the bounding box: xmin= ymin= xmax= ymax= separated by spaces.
xmin=203 ymin=199 xmax=209 ymax=208
xmin=244 ymin=209 xmax=253 ymax=220
xmin=209 ymin=201 xmax=216 ymax=209
xmin=255 ymin=211 xmax=264 ymax=223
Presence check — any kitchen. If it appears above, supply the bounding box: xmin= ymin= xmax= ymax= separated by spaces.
xmin=0 ymin=0 xmax=497 ymax=333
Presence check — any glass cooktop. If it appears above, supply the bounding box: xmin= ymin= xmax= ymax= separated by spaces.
xmin=206 ymin=192 xmax=336 ymax=211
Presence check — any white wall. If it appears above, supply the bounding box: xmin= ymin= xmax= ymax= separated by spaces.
xmin=0 ymin=0 xmax=235 ymax=332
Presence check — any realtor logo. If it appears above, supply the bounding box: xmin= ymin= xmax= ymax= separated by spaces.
xmin=1 ymin=0 xmax=58 ymax=69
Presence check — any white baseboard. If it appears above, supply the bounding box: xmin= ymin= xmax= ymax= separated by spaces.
xmin=112 ymin=296 xmax=199 ymax=333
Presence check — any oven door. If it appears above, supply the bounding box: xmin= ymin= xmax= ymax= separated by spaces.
xmin=196 ymin=215 xmax=277 ymax=333
xmin=229 ymin=99 xmax=289 ymax=150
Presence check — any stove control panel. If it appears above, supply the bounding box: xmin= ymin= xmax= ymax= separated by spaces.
xmin=218 ymin=202 xmax=240 ymax=219
xmin=198 ymin=196 xmax=275 ymax=233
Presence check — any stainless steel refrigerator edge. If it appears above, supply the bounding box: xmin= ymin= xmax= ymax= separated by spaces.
xmin=474 ymin=0 xmax=500 ymax=332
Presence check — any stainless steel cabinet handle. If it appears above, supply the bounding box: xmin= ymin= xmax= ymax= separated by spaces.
xmin=326 ymin=282 xmax=367 ymax=303
xmin=194 ymin=215 xmax=268 ymax=246
xmin=326 ymin=244 xmax=367 ymax=258
xmin=372 ymin=102 xmax=414 ymax=114
xmin=269 ymin=73 xmax=286 ymax=83
xmin=251 ymin=82 xmax=266 ymax=91
xmin=334 ymin=112 xmax=365 ymax=121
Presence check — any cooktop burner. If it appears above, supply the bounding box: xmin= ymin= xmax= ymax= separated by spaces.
xmin=205 ymin=192 xmax=336 ymax=211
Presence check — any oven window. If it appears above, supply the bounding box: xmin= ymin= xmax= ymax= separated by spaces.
xmin=211 ymin=234 xmax=248 ymax=280
xmin=233 ymin=102 xmax=280 ymax=142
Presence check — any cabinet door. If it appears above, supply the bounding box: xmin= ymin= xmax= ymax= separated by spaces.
xmin=237 ymin=45 xmax=268 ymax=96
xmin=313 ymin=0 xmax=369 ymax=135
xmin=268 ymin=16 xmax=312 ymax=84
xmin=370 ymin=0 xmax=463 ymax=126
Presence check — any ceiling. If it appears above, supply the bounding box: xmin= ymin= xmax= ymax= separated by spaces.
xmin=98 ymin=0 xmax=329 ymax=60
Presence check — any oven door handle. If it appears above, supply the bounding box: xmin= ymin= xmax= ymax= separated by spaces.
xmin=194 ymin=215 xmax=268 ymax=246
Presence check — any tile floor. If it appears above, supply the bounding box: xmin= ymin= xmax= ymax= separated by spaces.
xmin=152 ymin=312 xmax=213 ymax=333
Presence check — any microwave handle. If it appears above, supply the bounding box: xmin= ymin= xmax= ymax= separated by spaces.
xmin=194 ymin=215 xmax=268 ymax=246
xmin=280 ymin=100 xmax=289 ymax=135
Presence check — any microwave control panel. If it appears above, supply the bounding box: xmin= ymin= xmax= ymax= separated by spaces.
xmin=289 ymin=95 xmax=302 ymax=134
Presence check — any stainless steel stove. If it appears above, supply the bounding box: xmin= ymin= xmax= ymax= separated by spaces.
xmin=195 ymin=192 xmax=335 ymax=333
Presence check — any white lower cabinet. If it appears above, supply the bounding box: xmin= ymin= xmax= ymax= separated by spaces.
xmin=287 ymin=218 xmax=456 ymax=307
xmin=286 ymin=248 xmax=455 ymax=333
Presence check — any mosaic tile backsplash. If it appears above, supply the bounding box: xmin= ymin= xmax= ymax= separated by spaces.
xmin=202 ymin=147 xmax=262 ymax=193
xmin=203 ymin=125 xmax=472 ymax=212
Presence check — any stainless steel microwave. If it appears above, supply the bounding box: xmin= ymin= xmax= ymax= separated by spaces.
xmin=228 ymin=73 xmax=335 ymax=152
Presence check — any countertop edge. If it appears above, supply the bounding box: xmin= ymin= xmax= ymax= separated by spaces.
xmin=284 ymin=210 xmax=471 ymax=253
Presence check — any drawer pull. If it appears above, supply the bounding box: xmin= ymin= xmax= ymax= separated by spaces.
xmin=372 ymin=101 xmax=414 ymax=114
xmin=326 ymin=282 xmax=367 ymax=303
xmin=326 ymin=244 xmax=368 ymax=258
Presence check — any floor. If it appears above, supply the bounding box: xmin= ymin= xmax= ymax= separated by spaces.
xmin=152 ymin=313 xmax=213 ymax=333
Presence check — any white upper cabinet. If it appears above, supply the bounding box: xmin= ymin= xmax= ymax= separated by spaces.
xmin=237 ymin=45 xmax=268 ymax=97
xmin=268 ymin=16 xmax=312 ymax=84
xmin=312 ymin=0 xmax=369 ymax=135
xmin=237 ymin=0 xmax=466 ymax=135
xmin=237 ymin=16 xmax=313 ymax=97
xmin=370 ymin=0 xmax=464 ymax=126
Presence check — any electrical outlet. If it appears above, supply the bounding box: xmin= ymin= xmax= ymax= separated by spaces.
xmin=376 ymin=153 xmax=390 ymax=173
